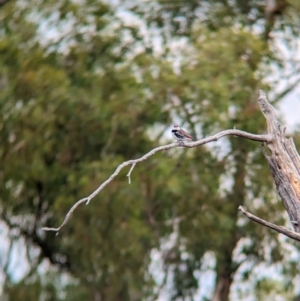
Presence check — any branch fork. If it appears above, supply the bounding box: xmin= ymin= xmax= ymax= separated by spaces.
xmin=43 ymin=90 xmax=300 ymax=242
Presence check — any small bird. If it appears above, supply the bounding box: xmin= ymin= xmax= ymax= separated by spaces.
xmin=172 ymin=124 xmax=195 ymax=142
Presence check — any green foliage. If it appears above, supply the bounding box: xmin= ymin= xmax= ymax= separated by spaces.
xmin=132 ymin=0 xmax=300 ymax=41
xmin=1 ymin=1 xmax=300 ymax=301
xmin=255 ymin=278 xmax=295 ymax=301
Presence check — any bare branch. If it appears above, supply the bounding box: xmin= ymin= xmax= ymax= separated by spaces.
xmin=238 ymin=206 xmax=300 ymax=242
xmin=127 ymin=163 xmax=136 ymax=184
xmin=42 ymin=129 xmax=271 ymax=234
xmin=42 ymin=197 xmax=89 ymax=233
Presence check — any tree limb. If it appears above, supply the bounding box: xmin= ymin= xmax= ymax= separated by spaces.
xmin=42 ymin=90 xmax=300 ymax=241
xmin=238 ymin=206 xmax=300 ymax=242
xmin=258 ymin=90 xmax=300 ymax=233
xmin=42 ymin=129 xmax=271 ymax=233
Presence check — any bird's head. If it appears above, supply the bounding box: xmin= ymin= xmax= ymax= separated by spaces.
xmin=173 ymin=124 xmax=179 ymax=129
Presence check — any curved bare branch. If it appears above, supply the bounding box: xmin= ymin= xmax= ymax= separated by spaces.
xmin=239 ymin=206 xmax=300 ymax=242
xmin=42 ymin=129 xmax=271 ymax=234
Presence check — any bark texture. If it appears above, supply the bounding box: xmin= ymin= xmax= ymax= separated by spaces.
xmin=258 ymin=90 xmax=300 ymax=233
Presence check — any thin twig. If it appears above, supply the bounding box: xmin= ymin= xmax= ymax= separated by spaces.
xmin=127 ymin=163 xmax=136 ymax=184
xmin=42 ymin=129 xmax=272 ymax=233
xmin=238 ymin=206 xmax=300 ymax=242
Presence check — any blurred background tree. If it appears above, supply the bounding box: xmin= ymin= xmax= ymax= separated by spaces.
xmin=0 ymin=0 xmax=300 ymax=301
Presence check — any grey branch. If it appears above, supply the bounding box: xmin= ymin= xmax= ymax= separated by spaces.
xmin=258 ymin=90 xmax=300 ymax=233
xmin=42 ymin=129 xmax=271 ymax=233
xmin=238 ymin=206 xmax=300 ymax=242
xmin=127 ymin=163 xmax=136 ymax=184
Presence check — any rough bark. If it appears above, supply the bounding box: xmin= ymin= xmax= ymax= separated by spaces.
xmin=258 ymin=90 xmax=300 ymax=233
xmin=212 ymin=91 xmax=300 ymax=300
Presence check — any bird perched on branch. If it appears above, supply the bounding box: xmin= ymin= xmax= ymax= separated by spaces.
xmin=172 ymin=124 xmax=195 ymax=143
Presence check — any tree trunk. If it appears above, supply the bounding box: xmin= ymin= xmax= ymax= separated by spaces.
xmin=258 ymin=92 xmax=300 ymax=232
xmin=239 ymin=91 xmax=300 ymax=242
xmin=211 ymin=147 xmax=246 ymax=301
xmin=211 ymin=273 xmax=232 ymax=301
